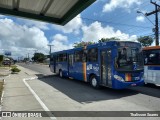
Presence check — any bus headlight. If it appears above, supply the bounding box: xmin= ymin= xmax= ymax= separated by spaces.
xmin=114 ymin=75 xmax=124 ymax=82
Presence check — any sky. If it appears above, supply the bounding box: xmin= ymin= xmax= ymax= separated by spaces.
xmin=0 ymin=0 xmax=159 ymax=60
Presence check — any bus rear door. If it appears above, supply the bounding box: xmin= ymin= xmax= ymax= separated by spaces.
xmin=68 ymin=54 xmax=74 ymax=78
xmin=101 ymin=49 xmax=112 ymax=87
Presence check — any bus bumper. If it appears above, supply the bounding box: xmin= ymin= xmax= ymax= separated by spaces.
xmin=113 ymin=79 xmax=144 ymax=89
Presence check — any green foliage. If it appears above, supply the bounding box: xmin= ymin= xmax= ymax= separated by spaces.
xmin=0 ymin=55 xmax=3 ymax=65
xmin=98 ymin=37 xmax=120 ymax=43
xmin=137 ymin=36 xmax=154 ymax=47
xmin=73 ymin=37 xmax=121 ymax=48
xmin=32 ymin=53 xmax=46 ymax=62
xmin=11 ymin=67 xmax=21 ymax=73
xmin=73 ymin=41 xmax=95 ymax=48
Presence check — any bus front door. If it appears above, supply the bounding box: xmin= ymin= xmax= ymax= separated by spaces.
xmin=101 ymin=49 xmax=112 ymax=87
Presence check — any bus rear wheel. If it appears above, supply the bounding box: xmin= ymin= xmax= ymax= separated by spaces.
xmin=90 ymin=75 xmax=100 ymax=89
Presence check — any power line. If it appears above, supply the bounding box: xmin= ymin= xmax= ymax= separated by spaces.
xmin=80 ymin=16 xmax=153 ymax=38
xmin=99 ymin=1 xmax=151 ymax=25
xmin=80 ymin=17 xmax=152 ymax=29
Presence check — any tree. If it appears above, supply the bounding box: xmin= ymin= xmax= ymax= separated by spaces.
xmin=0 ymin=55 xmax=3 ymax=65
xmin=137 ymin=36 xmax=154 ymax=47
xmin=73 ymin=41 xmax=95 ymax=48
xmin=98 ymin=37 xmax=120 ymax=43
xmin=23 ymin=58 xmax=29 ymax=62
xmin=32 ymin=53 xmax=46 ymax=62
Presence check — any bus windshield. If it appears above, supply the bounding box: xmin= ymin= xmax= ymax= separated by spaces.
xmin=143 ymin=49 xmax=160 ymax=65
xmin=116 ymin=47 xmax=143 ymax=71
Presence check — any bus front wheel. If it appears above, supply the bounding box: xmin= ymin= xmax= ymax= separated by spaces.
xmin=90 ymin=75 xmax=100 ymax=89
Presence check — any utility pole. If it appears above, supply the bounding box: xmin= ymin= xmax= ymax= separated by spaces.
xmin=145 ymin=0 xmax=160 ymax=46
xmin=34 ymin=49 xmax=38 ymax=53
xmin=28 ymin=53 xmax=30 ymax=60
xmin=34 ymin=49 xmax=38 ymax=56
xmin=48 ymin=44 xmax=54 ymax=55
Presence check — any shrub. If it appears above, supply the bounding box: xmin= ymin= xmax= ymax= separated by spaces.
xmin=11 ymin=67 xmax=21 ymax=73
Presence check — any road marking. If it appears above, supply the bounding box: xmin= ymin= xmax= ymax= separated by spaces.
xmin=23 ymin=77 xmax=56 ymax=120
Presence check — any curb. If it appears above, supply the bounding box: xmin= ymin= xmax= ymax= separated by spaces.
xmin=0 ymin=78 xmax=6 ymax=112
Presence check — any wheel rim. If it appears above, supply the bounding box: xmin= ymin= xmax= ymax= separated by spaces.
xmin=92 ymin=78 xmax=97 ymax=87
xmin=60 ymin=71 xmax=62 ymax=77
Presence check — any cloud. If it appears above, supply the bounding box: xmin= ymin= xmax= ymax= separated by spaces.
xmin=50 ymin=34 xmax=73 ymax=52
xmin=0 ymin=18 xmax=49 ymax=58
xmin=53 ymin=14 xmax=83 ymax=34
xmin=103 ymin=0 xmax=142 ymax=12
xmin=17 ymin=18 xmax=49 ymax=30
xmin=136 ymin=15 xmax=145 ymax=22
xmin=52 ymin=34 xmax=68 ymax=42
xmin=82 ymin=21 xmax=137 ymax=42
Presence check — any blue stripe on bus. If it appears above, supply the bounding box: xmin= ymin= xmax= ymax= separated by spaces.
xmin=148 ymin=66 xmax=160 ymax=70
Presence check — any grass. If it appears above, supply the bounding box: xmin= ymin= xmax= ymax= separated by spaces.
xmin=0 ymin=64 xmax=17 ymax=69
xmin=11 ymin=67 xmax=21 ymax=73
xmin=0 ymin=81 xmax=4 ymax=104
xmin=0 ymin=74 xmax=7 ymax=77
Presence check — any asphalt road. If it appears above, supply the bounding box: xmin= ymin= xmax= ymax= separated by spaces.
xmin=18 ymin=63 xmax=160 ymax=119
xmin=18 ymin=63 xmax=52 ymax=75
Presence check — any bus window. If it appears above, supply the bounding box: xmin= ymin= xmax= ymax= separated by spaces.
xmin=63 ymin=53 xmax=67 ymax=61
xmin=56 ymin=53 xmax=67 ymax=62
xmin=143 ymin=50 xmax=160 ymax=65
xmin=87 ymin=48 xmax=98 ymax=62
xmin=116 ymin=47 xmax=143 ymax=71
xmin=75 ymin=50 xmax=83 ymax=62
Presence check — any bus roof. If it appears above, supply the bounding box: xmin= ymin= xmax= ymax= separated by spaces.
xmin=51 ymin=41 xmax=140 ymax=54
xmin=143 ymin=46 xmax=160 ymax=50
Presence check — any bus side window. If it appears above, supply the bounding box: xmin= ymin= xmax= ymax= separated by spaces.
xmin=75 ymin=50 xmax=83 ymax=62
xmin=87 ymin=48 xmax=98 ymax=62
xmin=56 ymin=55 xmax=59 ymax=62
xmin=82 ymin=50 xmax=87 ymax=62
xmin=63 ymin=53 xmax=67 ymax=62
xmin=56 ymin=53 xmax=67 ymax=62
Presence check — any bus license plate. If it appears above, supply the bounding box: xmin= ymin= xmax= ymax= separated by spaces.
xmin=131 ymin=83 xmax=136 ymax=86
xmin=133 ymin=77 xmax=139 ymax=81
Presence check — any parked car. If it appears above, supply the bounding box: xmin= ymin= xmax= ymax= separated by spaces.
xmin=2 ymin=60 xmax=11 ymax=65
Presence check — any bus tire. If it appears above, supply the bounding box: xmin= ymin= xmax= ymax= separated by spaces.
xmin=144 ymin=82 xmax=148 ymax=86
xmin=59 ymin=70 xmax=63 ymax=78
xmin=90 ymin=75 xmax=100 ymax=89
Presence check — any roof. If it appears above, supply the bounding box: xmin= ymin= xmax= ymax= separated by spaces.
xmin=143 ymin=46 xmax=160 ymax=50
xmin=52 ymin=41 xmax=141 ymax=54
xmin=0 ymin=0 xmax=96 ymax=25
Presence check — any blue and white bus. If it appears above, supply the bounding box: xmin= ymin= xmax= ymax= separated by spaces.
xmin=143 ymin=46 xmax=160 ymax=86
xmin=49 ymin=41 xmax=144 ymax=89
